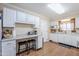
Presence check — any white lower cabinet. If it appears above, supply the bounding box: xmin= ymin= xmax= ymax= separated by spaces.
xmin=50 ymin=34 xmax=58 ymax=42
xmin=50 ymin=33 xmax=78 ymax=47
xmin=36 ymin=35 xmax=43 ymax=49
xmin=77 ymin=38 xmax=79 ymax=47
xmin=70 ymin=36 xmax=77 ymax=47
xmin=2 ymin=40 xmax=16 ymax=56
xmin=57 ymin=34 xmax=65 ymax=43
xmin=64 ymin=35 xmax=70 ymax=45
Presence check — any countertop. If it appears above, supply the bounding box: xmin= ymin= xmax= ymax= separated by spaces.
xmin=16 ymin=34 xmax=39 ymax=40
xmin=50 ymin=32 xmax=79 ymax=37
xmin=1 ymin=34 xmax=39 ymax=42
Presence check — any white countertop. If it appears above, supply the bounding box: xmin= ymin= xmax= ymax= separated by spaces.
xmin=15 ymin=34 xmax=39 ymax=40
xmin=1 ymin=34 xmax=39 ymax=42
xmin=50 ymin=32 xmax=79 ymax=36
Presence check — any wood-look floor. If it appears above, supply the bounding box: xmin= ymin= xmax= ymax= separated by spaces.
xmin=17 ymin=42 xmax=79 ymax=56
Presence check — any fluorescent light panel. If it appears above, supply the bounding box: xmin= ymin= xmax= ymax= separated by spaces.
xmin=48 ymin=4 xmax=65 ymax=14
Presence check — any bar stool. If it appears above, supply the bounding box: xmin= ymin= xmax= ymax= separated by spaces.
xmin=18 ymin=41 xmax=28 ymax=54
xmin=27 ymin=39 xmax=32 ymax=54
xmin=31 ymin=39 xmax=36 ymax=50
xmin=26 ymin=39 xmax=36 ymax=54
xmin=28 ymin=39 xmax=36 ymax=50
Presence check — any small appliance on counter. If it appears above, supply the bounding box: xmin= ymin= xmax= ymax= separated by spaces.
xmin=33 ymin=30 xmax=37 ymax=35
xmin=27 ymin=30 xmax=37 ymax=35
xmin=27 ymin=31 xmax=33 ymax=35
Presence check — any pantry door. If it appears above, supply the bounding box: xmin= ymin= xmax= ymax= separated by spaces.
xmin=40 ymin=19 xmax=49 ymax=42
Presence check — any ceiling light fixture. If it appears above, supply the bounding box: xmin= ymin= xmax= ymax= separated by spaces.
xmin=48 ymin=4 xmax=65 ymax=14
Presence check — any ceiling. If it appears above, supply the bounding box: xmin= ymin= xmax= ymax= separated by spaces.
xmin=10 ymin=3 xmax=79 ymax=20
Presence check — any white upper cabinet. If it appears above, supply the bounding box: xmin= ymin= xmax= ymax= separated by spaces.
xmin=3 ymin=8 xmax=40 ymax=26
xmin=16 ymin=11 xmax=26 ymax=23
xmin=27 ymin=14 xmax=34 ymax=24
xmin=75 ymin=17 xmax=79 ymax=28
xmin=34 ymin=16 xmax=40 ymax=28
xmin=16 ymin=11 xmax=34 ymax=24
xmin=3 ymin=8 xmax=16 ymax=27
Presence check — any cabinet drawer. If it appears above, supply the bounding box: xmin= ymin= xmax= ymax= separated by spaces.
xmin=2 ymin=40 xmax=16 ymax=47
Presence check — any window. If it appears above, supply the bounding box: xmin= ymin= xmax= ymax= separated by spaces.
xmin=60 ymin=22 xmax=72 ymax=31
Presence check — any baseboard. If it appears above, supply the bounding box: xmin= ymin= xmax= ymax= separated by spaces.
xmin=36 ymin=48 xmax=42 ymax=51
xmin=58 ymin=43 xmax=79 ymax=49
xmin=49 ymin=40 xmax=79 ymax=49
xmin=49 ymin=40 xmax=58 ymax=44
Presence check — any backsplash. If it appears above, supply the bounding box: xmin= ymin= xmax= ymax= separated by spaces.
xmin=15 ymin=24 xmax=33 ymax=36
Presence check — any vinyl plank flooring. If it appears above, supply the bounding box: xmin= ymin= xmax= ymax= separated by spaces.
xmin=17 ymin=42 xmax=79 ymax=56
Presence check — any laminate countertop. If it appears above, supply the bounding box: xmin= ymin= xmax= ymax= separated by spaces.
xmin=1 ymin=34 xmax=39 ymax=42
xmin=16 ymin=34 xmax=39 ymax=40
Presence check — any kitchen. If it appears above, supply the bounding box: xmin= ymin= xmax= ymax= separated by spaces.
xmin=0 ymin=3 xmax=79 ymax=56
xmin=0 ymin=3 xmax=49 ymax=56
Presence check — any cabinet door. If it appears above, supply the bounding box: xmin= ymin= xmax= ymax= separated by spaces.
xmin=77 ymin=37 xmax=79 ymax=47
xmin=36 ymin=36 xmax=43 ymax=49
xmin=58 ymin=34 xmax=66 ymax=44
xmin=70 ymin=36 xmax=77 ymax=47
xmin=57 ymin=34 xmax=63 ymax=43
xmin=27 ymin=14 xmax=34 ymax=24
xmin=3 ymin=8 xmax=16 ymax=27
xmin=54 ymin=34 xmax=58 ymax=42
xmin=2 ymin=40 xmax=16 ymax=56
xmin=16 ymin=11 xmax=26 ymax=22
xmin=50 ymin=34 xmax=54 ymax=41
xmin=50 ymin=34 xmax=58 ymax=42
xmin=64 ymin=35 xmax=70 ymax=45
xmin=61 ymin=35 xmax=65 ymax=43
xmin=34 ymin=16 xmax=40 ymax=28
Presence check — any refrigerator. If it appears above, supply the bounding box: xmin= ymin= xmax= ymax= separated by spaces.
xmin=0 ymin=13 xmax=2 ymax=56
